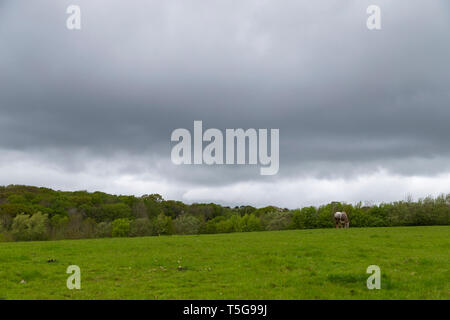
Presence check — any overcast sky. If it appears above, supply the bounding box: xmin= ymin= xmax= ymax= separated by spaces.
xmin=1 ymin=0 xmax=449 ymax=208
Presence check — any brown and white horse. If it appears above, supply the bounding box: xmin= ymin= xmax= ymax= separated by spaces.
xmin=334 ymin=211 xmax=349 ymax=229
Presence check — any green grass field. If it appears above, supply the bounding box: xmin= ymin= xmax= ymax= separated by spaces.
xmin=0 ymin=226 xmax=448 ymax=300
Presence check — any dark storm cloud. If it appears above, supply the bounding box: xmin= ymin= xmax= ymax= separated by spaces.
xmin=1 ymin=0 xmax=450 ymax=190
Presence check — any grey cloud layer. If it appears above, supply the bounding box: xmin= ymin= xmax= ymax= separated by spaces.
xmin=1 ymin=0 xmax=450 ymax=192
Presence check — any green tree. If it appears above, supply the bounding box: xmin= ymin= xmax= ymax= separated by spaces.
xmin=130 ymin=218 xmax=152 ymax=237
xmin=96 ymin=222 xmax=112 ymax=238
xmin=112 ymin=218 xmax=131 ymax=237
xmin=11 ymin=212 xmax=49 ymax=241
xmin=50 ymin=214 xmax=69 ymax=239
xmin=241 ymin=214 xmax=262 ymax=232
xmin=101 ymin=203 xmax=132 ymax=221
xmin=153 ymin=213 xmax=174 ymax=235
xmin=266 ymin=212 xmax=293 ymax=231
xmin=292 ymin=206 xmax=317 ymax=229
xmin=28 ymin=212 xmax=49 ymax=240
xmin=174 ymin=215 xmax=202 ymax=235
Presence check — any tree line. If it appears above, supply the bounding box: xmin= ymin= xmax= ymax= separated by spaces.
xmin=0 ymin=185 xmax=448 ymax=242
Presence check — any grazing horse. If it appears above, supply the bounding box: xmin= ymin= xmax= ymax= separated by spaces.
xmin=334 ymin=211 xmax=349 ymax=229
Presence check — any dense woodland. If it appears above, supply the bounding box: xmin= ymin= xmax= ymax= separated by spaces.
xmin=0 ymin=185 xmax=448 ymax=242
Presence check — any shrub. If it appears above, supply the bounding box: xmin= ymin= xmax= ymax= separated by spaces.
xmin=112 ymin=218 xmax=131 ymax=237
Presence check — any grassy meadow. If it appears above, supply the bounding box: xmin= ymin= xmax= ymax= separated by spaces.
xmin=0 ymin=226 xmax=449 ymax=300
